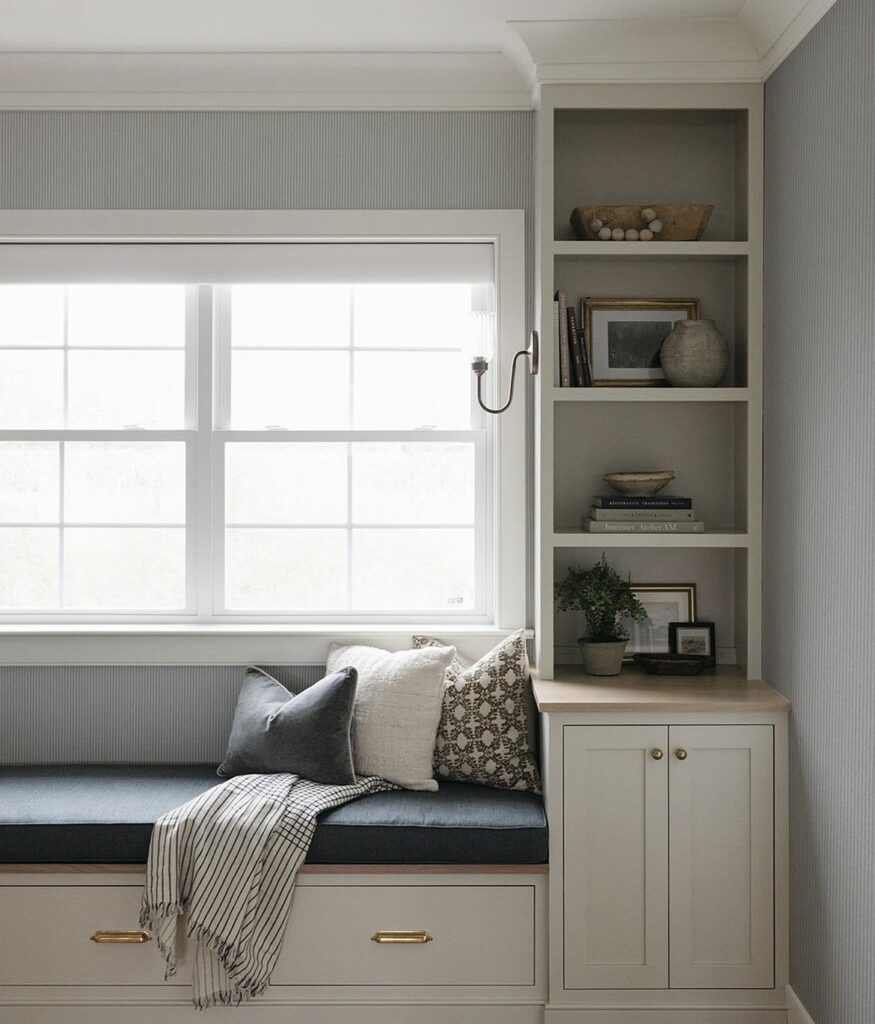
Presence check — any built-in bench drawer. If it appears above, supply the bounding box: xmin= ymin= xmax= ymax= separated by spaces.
xmin=0 ymin=885 xmax=175 ymax=986
xmin=275 ymin=883 xmax=536 ymax=987
xmin=0 ymin=880 xmax=538 ymax=990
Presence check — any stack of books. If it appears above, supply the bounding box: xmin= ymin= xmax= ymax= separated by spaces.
xmin=584 ymin=495 xmax=705 ymax=533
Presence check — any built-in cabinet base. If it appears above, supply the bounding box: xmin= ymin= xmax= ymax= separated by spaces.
xmin=544 ymin=1009 xmax=787 ymax=1024
xmin=534 ymin=672 xmax=790 ymax=1024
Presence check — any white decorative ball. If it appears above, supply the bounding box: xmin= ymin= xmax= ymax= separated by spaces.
xmin=639 ymin=229 xmax=654 ymax=241
xmin=589 ymin=218 xmax=604 ymax=231
xmin=625 ymin=228 xmax=640 ymax=241
xmin=611 ymin=227 xmax=625 ymax=241
xmin=598 ymin=226 xmax=612 ymax=241
xmin=641 ymin=208 xmax=657 ymax=223
xmin=648 ymin=219 xmax=663 ymax=234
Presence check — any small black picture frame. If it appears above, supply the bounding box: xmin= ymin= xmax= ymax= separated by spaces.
xmin=669 ymin=621 xmax=716 ymax=663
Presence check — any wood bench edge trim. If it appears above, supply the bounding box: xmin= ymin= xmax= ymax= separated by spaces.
xmin=0 ymin=862 xmax=548 ymax=875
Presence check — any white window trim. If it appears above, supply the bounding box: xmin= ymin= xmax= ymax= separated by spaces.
xmin=0 ymin=210 xmax=528 ymax=662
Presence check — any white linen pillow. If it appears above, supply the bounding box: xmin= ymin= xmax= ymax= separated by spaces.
xmin=325 ymin=642 xmax=455 ymax=791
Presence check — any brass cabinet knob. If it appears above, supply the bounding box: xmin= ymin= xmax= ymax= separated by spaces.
xmin=675 ymin=748 xmax=688 ymax=761
xmin=650 ymin=748 xmax=664 ymax=760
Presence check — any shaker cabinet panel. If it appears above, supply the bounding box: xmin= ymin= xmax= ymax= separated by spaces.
xmin=563 ymin=725 xmax=669 ymax=989
xmin=668 ymin=724 xmax=774 ymax=989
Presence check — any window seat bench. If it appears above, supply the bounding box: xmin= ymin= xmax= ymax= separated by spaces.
xmin=0 ymin=766 xmax=548 ymax=1021
xmin=0 ymin=764 xmax=548 ymax=866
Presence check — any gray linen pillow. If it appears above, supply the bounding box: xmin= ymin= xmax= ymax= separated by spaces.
xmin=218 ymin=666 xmax=357 ymax=784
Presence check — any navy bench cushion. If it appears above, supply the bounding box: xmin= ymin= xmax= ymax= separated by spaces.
xmin=0 ymin=765 xmax=547 ymax=865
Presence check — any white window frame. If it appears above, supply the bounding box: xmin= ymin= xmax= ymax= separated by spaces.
xmin=0 ymin=210 xmax=527 ymax=659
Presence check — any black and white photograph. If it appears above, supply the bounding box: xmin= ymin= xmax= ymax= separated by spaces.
xmin=621 ymin=584 xmax=697 ymax=656
xmin=583 ymin=298 xmax=700 ymax=385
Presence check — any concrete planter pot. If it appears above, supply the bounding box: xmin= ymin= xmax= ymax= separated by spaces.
xmin=578 ymin=639 xmax=628 ymax=676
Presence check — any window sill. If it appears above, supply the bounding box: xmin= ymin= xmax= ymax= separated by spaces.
xmin=0 ymin=623 xmax=531 ymax=665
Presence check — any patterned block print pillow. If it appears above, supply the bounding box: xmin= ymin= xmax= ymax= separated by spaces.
xmin=412 ymin=630 xmax=541 ymax=794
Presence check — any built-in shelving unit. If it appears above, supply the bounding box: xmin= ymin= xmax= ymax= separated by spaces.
xmin=534 ymin=83 xmax=764 ymax=679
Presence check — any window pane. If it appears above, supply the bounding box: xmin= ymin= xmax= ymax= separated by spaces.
xmin=354 ymin=284 xmax=472 ymax=349
xmin=0 ymin=286 xmax=65 ymax=346
xmin=230 ymin=351 xmax=349 ymax=429
xmin=67 ymin=350 xmax=185 ymax=428
xmin=63 ymin=527 xmax=185 ymax=610
xmin=0 ymin=350 xmax=64 ymax=428
xmin=67 ymin=285 xmax=185 ymax=347
xmin=225 ymin=528 xmax=347 ymax=610
xmin=231 ymin=285 xmax=350 ymax=347
xmin=352 ymin=528 xmax=474 ymax=611
xmin=0 ymin=442 xmax=59 ymax=523
xmin=65 ymin=443 xmax=185 ymax=524
xmin=352 ymin=443 xmax=475 ymax=524
xmin=226 ymin=443 xmax=347 ymax=524
xmin=0 ymin=528 xmax=59 ymax=609
xmin=353 ymin=351 xmax=469 ymax=429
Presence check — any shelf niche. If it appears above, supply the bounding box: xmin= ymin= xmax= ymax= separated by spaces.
xmin=554 ymin=108 xmax=749 ymax=243
xmin=553 ymin=253 xmax=749 ymax=388
xmin=553 ymin=547 xmax=749 ymax=669
xmin=553 ymin=401 xmax=749 ymax=535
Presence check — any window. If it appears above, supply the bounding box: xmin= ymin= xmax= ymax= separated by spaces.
xmin=0 ymin=284 xmax=190 ymax=611
xmin=0 ymin=214 xmax=525 ymax=627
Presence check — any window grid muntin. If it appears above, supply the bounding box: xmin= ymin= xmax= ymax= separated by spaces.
xmin=216 ymin=432 xmax=488 ymax=620
xmin=0 ymin=436 xmax=191 ymax=614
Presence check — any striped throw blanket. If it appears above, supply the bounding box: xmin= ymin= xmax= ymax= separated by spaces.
xmin=140 ymin=772 xmax=395 ymax=1008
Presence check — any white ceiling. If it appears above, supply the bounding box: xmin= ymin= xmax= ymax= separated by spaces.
xmin=0 ymin=0 xmax=839 ymax=108
xmin=0 ymin=1 xmax=749 ymax=52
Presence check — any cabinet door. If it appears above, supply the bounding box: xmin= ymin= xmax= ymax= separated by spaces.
xmin=668 ymin=724 xmax=774 ymax=989
xmin=563 ymin=725 xmax=668 ymax=989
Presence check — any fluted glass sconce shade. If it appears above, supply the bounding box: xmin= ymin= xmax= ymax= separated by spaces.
xmin=467 ymin=285 xmax=538 ymax=415
xmin=467 ymin=284 xmax=497 ymax=363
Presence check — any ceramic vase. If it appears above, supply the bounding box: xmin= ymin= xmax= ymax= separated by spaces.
xmin=578 ymin=639 xmax=627 ymax=677
xmin=660 ymin=318 xmax=729 ymax=387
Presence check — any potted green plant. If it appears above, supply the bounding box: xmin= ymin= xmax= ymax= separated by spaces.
xmin=554 ymin=554 xmax=646 ymax=676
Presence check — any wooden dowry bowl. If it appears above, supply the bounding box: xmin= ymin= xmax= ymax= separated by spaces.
xmin=571 ymin=204 xmax=713 ymax=242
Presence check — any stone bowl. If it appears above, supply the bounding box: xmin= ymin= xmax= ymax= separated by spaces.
xmin=603 ymin=471 xmax=675 ymax=496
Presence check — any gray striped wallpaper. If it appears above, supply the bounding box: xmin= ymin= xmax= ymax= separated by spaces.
xmin=0 ymin=110 xmax=533 ymax=215
xmin=0 ymin=665 xmax=327 ymax=765
xmin=764 ymin=1 xmax=875 ymax=1022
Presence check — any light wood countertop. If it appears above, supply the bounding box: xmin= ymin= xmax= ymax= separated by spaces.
xmin=532 ymin=665 xmax=791 ymax=714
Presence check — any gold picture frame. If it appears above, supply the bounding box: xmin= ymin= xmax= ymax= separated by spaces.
xmin=583 ymin=297 xmax=700 ymax=386
xmin=622 ymin=583 xmax=697 ymax=658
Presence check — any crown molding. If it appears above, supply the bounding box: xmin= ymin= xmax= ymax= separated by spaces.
xmin=739 ymin=0 xmax=840 ymax=77
xmin=510 ymin=0 xmax=841 ymax=86
xmin=0 ymin=50 xmax=532 ymax=110
xmin=0 ymin=2 xmax=843 ymax=109
xmin=509 ymin=17 xmax=764 ymax=84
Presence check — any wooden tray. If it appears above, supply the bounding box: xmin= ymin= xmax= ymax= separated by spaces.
xmin=633 ymin=653 xmax=714 ymax=676
xmin=570 ymin=204 xmax=713 ymax=242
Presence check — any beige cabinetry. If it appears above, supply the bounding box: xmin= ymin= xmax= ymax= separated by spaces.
xmin=537 ymin=671 xmax=790 ymax=1024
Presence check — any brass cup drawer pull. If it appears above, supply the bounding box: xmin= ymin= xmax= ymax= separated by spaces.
xmin=91 ymin=930 xmax=152 ymax=944
xmin=371 ymin=930 xmax=433 ymax=945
